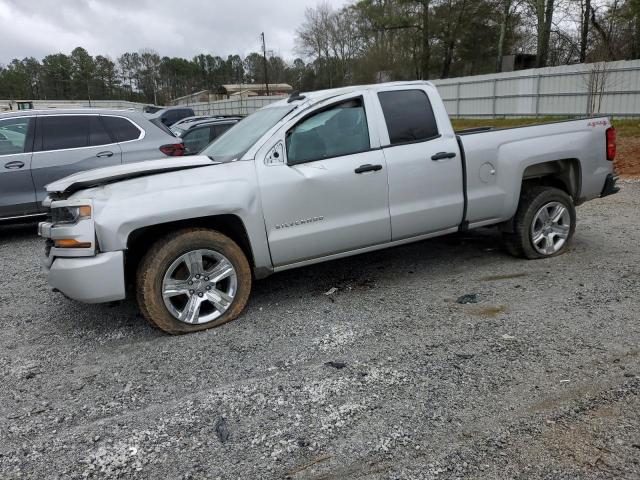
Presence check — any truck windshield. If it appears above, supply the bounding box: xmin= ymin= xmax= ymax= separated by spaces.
xmin=200 ymin=106 xmax=292 ymax=162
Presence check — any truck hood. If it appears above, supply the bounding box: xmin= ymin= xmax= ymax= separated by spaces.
xmin=45 ymin=156 xmax=217 ymax=194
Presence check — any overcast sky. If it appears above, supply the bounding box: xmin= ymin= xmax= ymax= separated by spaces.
xmin=0 ymin=0 xmax=349 ymax=64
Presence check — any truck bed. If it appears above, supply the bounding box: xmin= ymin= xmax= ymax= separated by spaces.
xmin=456 ymin=117 xmax=613 ymax=228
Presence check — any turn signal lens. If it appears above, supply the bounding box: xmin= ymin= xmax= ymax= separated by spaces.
xmin=54 ymin=239 xmax=92 ymax=248
xmin=77 ymin=205 xmax=92 ymax=218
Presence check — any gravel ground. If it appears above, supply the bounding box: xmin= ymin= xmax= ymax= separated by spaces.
xmin=0 ymin=182 xmax=638 ymax=480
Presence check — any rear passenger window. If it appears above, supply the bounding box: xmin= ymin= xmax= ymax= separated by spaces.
xmin=213 ymin=123 xmax=232 ymax=138
xmin=89 ymin=116 xmax=112 ymax=146
xmin=163 ymin=110 xmax=178 ymax=125
xmin=182 ymin=127 xmax=211 ymax=154
xmin=40 ymin=116 xmax=89 ymax=151
xmin=378 ymin=90 xmax=438 ymax=145
xmin=101 ymin=116 xmax=141 ymax=142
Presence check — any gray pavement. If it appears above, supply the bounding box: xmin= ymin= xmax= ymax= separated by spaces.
xmin=0 ymin=182 xmax=638 ymax=479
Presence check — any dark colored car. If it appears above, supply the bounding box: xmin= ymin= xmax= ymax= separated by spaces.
xmin=171 ymin=117 xmax=242 ymax=155
xmin=146 ymin=107 xmax=195 ymax=127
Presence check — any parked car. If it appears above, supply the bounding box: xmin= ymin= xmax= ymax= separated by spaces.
xmin=39 ymin=81 xmax=618 ymax=334
xmin=0 ymin=109 xmax=184 ymax=221
xmin=146 ymin=106 xmax=195 ymax=127
xmin=171 ymin=114 xmax=244 ymax=131
xmin=171 ymin=117 xmax=242 ymax=155
xmin=143 ymin=105 xmax=163 ymax=114
xmin=170 ymin=115 xmax=217 ymax=129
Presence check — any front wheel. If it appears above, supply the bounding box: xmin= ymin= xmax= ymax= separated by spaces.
xmin=136 ymin=228 xmax=252 ymax=334
xmin=503 ymin=186 xmax=576 ymax=259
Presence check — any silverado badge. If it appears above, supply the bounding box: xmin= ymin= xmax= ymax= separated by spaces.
xmin=275 ymin=216 xmax=324 ymax=229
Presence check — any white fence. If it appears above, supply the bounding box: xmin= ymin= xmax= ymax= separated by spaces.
xmin=6 ymin=59 xmax=639 ymax=118
xmin=432 ymin=59 xmax=640 ymax=118
xmin=187 ymin=95 xmax=287 ymax=116
xmin=1 ymin=99 xmax=146 ymax=111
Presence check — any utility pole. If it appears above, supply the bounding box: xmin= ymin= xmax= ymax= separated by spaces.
xmin=261 ymin=32 xmax=270 ymax=96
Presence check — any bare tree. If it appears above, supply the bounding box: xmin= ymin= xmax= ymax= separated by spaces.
xmin=439 ymin=0 xmax=470 ymax=78
xmin=531 ymin=0 xmax=556 ymax=67
xmin=496 ymin=0 xmax=520 ymax=71
xmin=589 ymin=1 xmax=616 ymax=60
xmin=580 ymin=0 xmax=592 ymax=62
xmin=584 ymin=61 xmax=610 ymax=114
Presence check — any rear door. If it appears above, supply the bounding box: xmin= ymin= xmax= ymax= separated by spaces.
xmin=31 ymin=115 xmax=122 ymax=206
xmin=0 ymin=116 xmax=37 ymax=218
xmin=100 ymin=115 xmax=149 ymax=163
xmin=376 ymin=87 xmax=464 ymax=240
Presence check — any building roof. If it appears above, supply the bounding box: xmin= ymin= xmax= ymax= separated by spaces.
xmin=170 ymin=90 xmax=209 ymax=103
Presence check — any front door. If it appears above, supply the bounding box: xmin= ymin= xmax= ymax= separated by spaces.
xmin=258 ymin=96 xmax=391 ymax=267
xmin=31 ymin=115 xmax=122 ymax=206
xmin=376 ymin=88 xmax=464 ymax=240
xmin=0 ymin=116 xmax=37 ymax=218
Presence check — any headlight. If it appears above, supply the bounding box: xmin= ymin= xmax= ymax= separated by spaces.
xmin=51 ymin=205 xmax=92 ymax=225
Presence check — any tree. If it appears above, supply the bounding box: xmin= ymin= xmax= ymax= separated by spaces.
xmin=496 ymin=0 xmax=518 ymax=71
xmin=244 ymin=52 xmax=266 ymax=83
xmin=94 ymin=55 xmax=118 ymax=99
xmin=41 ymin=53 xmax=72 ymax=99
xmin=69 ymin=47 xmax=95 ymax=100
xmin=137 ymin=50 xmax=161 ymax=104
xmin=580 ymin=0 xmax=592 ymax=62
xmin=531 ymin=0 xmax=557 ymax=67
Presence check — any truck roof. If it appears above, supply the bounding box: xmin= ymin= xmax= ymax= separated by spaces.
xmin=267 ymin=80 xmax=436 ymax=110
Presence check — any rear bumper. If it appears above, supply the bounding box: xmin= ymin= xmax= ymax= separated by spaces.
xmin=600 ymin=174 xmax=620 ymax=198
xmin=48 ymin=251 xmax=126 ymax=303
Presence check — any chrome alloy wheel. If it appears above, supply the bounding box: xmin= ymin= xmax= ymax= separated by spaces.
xmin=530 ymin=201 xmax=571 ymax=255
xmin=161 ymin=249 xmax=237 ymax=324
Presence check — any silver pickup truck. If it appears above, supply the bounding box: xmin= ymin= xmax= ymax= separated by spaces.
xmin=38 ymin=81 xmax=619 ymax=334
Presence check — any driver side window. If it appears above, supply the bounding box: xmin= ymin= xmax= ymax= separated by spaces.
xmin=286 ymin=98 xmax=370 ymax=165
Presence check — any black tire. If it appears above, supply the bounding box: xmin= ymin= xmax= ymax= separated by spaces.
xmin=503 ymin=186 xmax=576 ymax=259
xmin=136 ymin=228 xmax=251 ymax=334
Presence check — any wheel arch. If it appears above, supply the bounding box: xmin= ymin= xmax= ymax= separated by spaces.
xmin=499 ymin=158 xmax=581 ymax=234
xmin=125 ymin=214 xmax=256 ymax=286
xmin=521 ymin=158 xmax=582 ymax=201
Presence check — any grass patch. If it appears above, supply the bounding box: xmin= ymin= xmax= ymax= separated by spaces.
xmin=451 ymin=116 xmax=640 ymax=177
xmin=450 ymin=116 xmax=640 ymax=137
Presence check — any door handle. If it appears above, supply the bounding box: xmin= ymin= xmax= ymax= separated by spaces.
xmin=96 ymin=151 xmax=114 ymax=158
xmin=431 ymin=152 xmax=457 ymax=161
xmin=355 ymin=164 xmax=383 ymax=174
xmin=4 ymin=160 xmax=25 ymax=169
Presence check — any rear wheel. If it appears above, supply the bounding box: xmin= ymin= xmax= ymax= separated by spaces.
xmin=503 ymin=186 xmax=576 ymax=259
xmin=137 ymin=228 xmax=251 ymax=334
